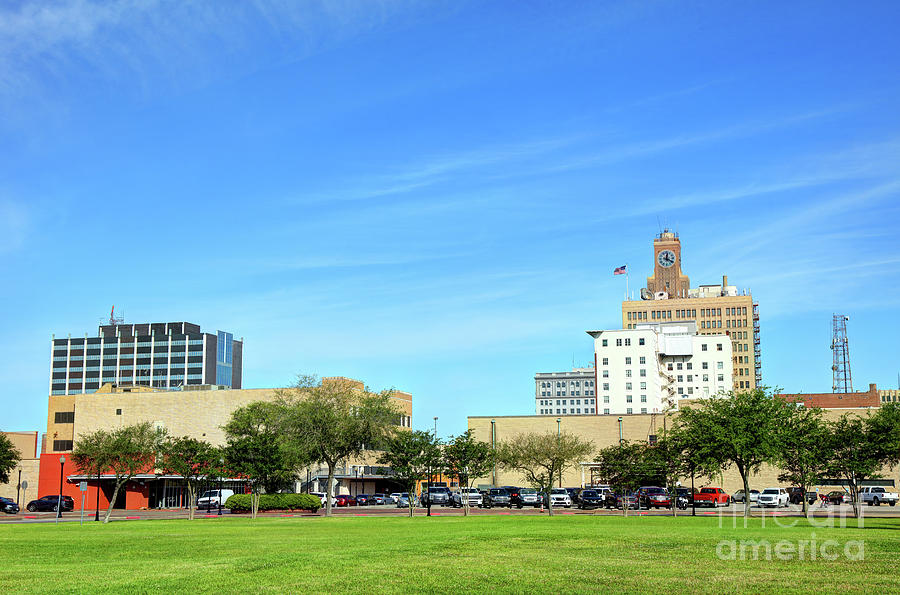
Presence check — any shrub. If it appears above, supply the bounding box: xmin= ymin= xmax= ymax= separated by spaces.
xmin=224 ymin=493 xmax=321 ymax=513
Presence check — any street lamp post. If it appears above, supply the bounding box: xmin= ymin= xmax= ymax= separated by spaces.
xmin=218 ymin=457 xmax=224 ymax=516
xmin=56 ymin=456 xmax=65 ymax=522
xmin=16 ymin=470 xmax=21 ymax=506
xmin=556 ymin=418 xmax=561 ymax=487
xmin=95 ymin=468 xmax=101 ymax=522
xmin=490 ymin=419 xmax=496 ymax=487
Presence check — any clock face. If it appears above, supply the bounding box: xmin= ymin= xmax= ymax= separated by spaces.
xmin=657 ymin=249 xmax=676 ymax=268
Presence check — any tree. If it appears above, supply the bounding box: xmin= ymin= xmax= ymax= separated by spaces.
xmin=496 ymin=432 xmax=594 ymax=516
xmin=276 ymin=377 xmax=400 ymax=516
xmin=866 ymin=402 xmax=900 ymax=468
xmin=377 ymin=430 xmax=440 ymax=517
xmin=443 ymin=430 xmax=494 ymax=516
xmin=593 ymin=441 xmax=655 ymax=516
xmin=670 ymin=387 xmax=790 ymax=517
xmin=157 ymin=436 xmax=220 ymax=520
xmin=0 ymin=433 xmax=21 ymax=485
xmin=774 ymin=405 xmax=830 ymax=517
xmin=824 ymin=411 xmax=898 ymax=519
xmin=643 ymin=434 xmax=690 ymax=516
xmin=71 ymin=422 xmax=166 ymax=523
xmin=223 ymin=401 xmax=296 ymax=519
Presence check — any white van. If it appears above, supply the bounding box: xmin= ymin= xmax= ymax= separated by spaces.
xmin=197 ymin=489 xmax=235 ymax=510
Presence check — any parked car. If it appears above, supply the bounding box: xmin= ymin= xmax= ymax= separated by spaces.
xmin=637 ymin=486 xmax=671 ymax=509
xmin=757 ymin=487 xmax=789 ymax=507
xmin=334 ymin=494 xmax=357 ymax=507
xmin=788 ymin=487 xmax=818 ymax=505
xmin=420 ymin=486 xmax=452 ymax=506
xmin=0 ymin=497 xmax=19 ymax=514
xmin=355 ymin=494 xmax=371 ymax=506
xmin=197 ymin=489 xmax=235 ymax=510
xmin=732 ymin=489 xmax=760 ymax=504
xmin=371 ymin=494 xmax=388 ymax=505
xmin=395 ymin=493 xmax=417 ymax=508
xmin=616 ymin=491 xmax=639 ymax=510
xmin=482 ymin=488 xmax=511 ymax=508
xmin=549 ymin=488 xmax=572 ymax=508
xmin=26 ymin=495 xmax=74 ymax=513
xmin=517 ymin=487 xmax=542 ymax=507
xmin=578 ymin=489 xmax=606 ymax=509
xmin=451 ymin=488 xmax=483 ymax=507
xmin=693 ymin=487 xmax=730 ymax=507
xmin=597 ymin=487 xmax=616 ymax=508
xmin=309 ymin=491 xmax=336 ymax=507
xmin=859 ymin=486 xmax=899 ymax=507
xmin=675 ymin=488 xmax=698 ymax=509
xmin=824 ymin=490 xmax=852 ymax=505
xmin=388 ymin=492 xmax=402 ymax=504
xmin=564 ymin=487 xmax=580 ymax=505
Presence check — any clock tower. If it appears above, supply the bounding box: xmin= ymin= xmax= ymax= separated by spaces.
xmin=646 ymin=230 xmax=690 ymax=297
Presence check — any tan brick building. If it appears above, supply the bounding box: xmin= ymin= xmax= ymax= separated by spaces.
xmin=467 ymin=406 xmax=898 ymax=493
xmin=621 ymin=231 xmax=760 ymax=392
xmin=40 ymin=379 xmax=413 ymax=509
xmin=0 ymin=431 xmax=40 ymax=504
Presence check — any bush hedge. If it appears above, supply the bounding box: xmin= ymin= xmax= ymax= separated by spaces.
xmin=224 ymin=493 xmax=322 ymax=513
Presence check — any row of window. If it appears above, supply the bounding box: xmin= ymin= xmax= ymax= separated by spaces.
xmin=540 ymin=408 xmax=596 ymax=415
xmin=540 ymin=390 xmax=596 ymax=397
xmin=601 ymin=337 xmax=647 ymax=347
xmin=539 ymin=380 xmax=595 ymax=388
xmin=538 ymin=399 xmax=596 ymax=407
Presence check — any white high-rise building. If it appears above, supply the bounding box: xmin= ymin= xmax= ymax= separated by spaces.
xmin=586 ymin=321 xmax=732 ymax=415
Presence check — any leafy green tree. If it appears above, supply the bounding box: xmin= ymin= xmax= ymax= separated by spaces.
xmin=774 ymin=405 xmax=830 ymax=517
xmin=276 ymin=377 xmax=400 ymax=516
xmin=157 ymin=436 xmax=220 ymax=520
xmin=671 ymin=387 xmax=790 ymax=517
xmin=377 ymin=430 xmax=440 ymax=517
xmin=223 ymin=401 xmax=296 ymax=519
xmin=71 ymin=422 xmax=166 ymax=523
xmin=593 ymin=441 xmax=655 ymax=516
xmin=824 ymin=411 xmax=898 ymax=519
xmin=443 ymin=430 xmax=494 ymax=516
xmin=0 ymin=433 xmax=22 ymax=485
xmin=866 ymin=402 xmax=900 ymax=468
xmin=496 ymin=432 xmax=594 ymax=516
xmin=642 ymin=434 xmax=690 ymax=516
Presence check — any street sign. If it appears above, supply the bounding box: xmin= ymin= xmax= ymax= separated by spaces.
xmin=21 ymin=480 xmax=28 ymax=490
xmin=80 ymin=481 xmax=88 ymax=492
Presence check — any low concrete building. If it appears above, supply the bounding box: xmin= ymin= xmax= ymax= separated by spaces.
xmin=468 ymin=406 xmax=898 ymax=493
xmin=534 ymin=368 xmax=597 ymax=416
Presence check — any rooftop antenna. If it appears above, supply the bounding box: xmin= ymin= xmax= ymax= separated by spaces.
xmin=831 ymin=314 xmax=852 ymax=393
xmin=109 ymin=305 xmax=125 ymax=326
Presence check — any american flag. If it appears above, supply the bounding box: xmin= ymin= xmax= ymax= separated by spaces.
xmin=613 ymin=265 xmax=627 ymax=275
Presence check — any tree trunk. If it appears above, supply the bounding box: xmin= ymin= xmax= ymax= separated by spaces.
xmin=408 ymin=481 xmax=415 ymax=518
xmin=103 ymin=478 xmax=125 ymax=523
xmin=325 ymin=462 xmax=335 ymax=517
xmin=849 ymin=479 xmax=860 ymax=519
xmin=546 ymin=478 xmax=554 ymax=517
xmin=188 ymin=483 xmax=195 ymax=521
xmin=801 ymin=482 xmax=809 ymax=518
xmin=738 ymin=463 xmax=750 ymax=517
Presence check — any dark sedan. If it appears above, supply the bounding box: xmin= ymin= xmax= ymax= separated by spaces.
xmin=578 ymin=489 xmax=606 ymax=509
xmin=26 ymin=495 xmax=74 ymax=513
xmin=0 ymin=497 xmax=20 ymax=514
xmin=355 ymin=494 xmax=371 ymax=506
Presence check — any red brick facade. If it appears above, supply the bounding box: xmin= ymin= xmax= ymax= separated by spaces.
xmin=778 ymin=383 xmax=881 ymax=409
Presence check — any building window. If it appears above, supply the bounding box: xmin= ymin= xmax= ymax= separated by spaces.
xmin=627 ymin=408 xmax=632 ymax=414
xmin=639 ymin=338 xmax=645 ymax=345
xmin=625 ymin=357 xmax=631 ymax=365
xmin=602 ymin=339 xmax=608 ymax=347
xmin=626 ymin=395 xmax=632 ymax=403
xmin=604 ymin=396 xmax=610 ymax=403
xmin=703 ymin=374 xmax=709 ymax=382
xmin=53 ymin=440 xmax=74 ymax=451
xmin=640 ymin=394 xmax=647 ymax=403
xmin=640 ymin=369 xmax=646 ymax=377
xmin=603 ymin=383 xmax=609 ymax=391
xmin=717 ymin=343 xmax=723 ymax=351
xmin=616 ymin=339 xmax=622 ymax=347
xmin=702 ymin=344 xmax=708 ymax=351
xmin=626 ymin=382 xmax=632 ymax=390
xmin=718 ymin=374 xmax=724 ymax=382
xmin=702 ymin=362 xmax=709 ymax=370
xmin=116 ymin=408 xmax=122 ymax=415
xmin=602 ymin=358 xmax=608 ymax=365
xmin=640 ymin=382 xmax=646 ymax=389
xmin=677 ymin=363 xmax=683 ymax=370
xmin=686 ymin=363 xmax=692 ymax=370
xmin=677 ymin=375 xmax=683 ymax=382
xmin=717 ymin=362 xmax=724 ymax=369
xmin=641 ymin=408 xmax=647 ymax=414
xmin=625 ymin=338 xmax=631 ymax=346
xmin=54 ymin=411 xmax=75 ymax=423
xmin=625 ymin=370 xmax=632 ymax=378
xmin=602 ymin=370 xmax=609 ymax=378
xmin=639 ymin=356 xmax=646 ymax=364
xmin=604 ymin=408 xmax=610 ymax=415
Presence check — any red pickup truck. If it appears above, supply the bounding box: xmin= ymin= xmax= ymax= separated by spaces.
xmin=693 ymin=487 xmax=730 ymax=507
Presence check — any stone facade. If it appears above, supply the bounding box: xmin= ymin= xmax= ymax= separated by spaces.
xmin=0 ymin=431 xmax=40 ymax=502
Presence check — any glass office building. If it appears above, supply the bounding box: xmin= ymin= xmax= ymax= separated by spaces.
xmin=49 ymin=321 xmax=243 ymax=395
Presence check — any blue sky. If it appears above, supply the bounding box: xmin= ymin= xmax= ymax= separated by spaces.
xmin=2 ymin=1 xmax=899 ymax=438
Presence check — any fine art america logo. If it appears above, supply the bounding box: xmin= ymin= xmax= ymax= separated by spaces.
xmin=714 ymin=503 xmax=865 ymax=562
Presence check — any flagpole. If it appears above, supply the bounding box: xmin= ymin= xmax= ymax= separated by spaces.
xmin=625 ymin=264 xmax=629 ymax=301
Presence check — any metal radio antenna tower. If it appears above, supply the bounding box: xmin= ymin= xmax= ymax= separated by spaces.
xmin=831 ymin=314 xmax=852 ymax=393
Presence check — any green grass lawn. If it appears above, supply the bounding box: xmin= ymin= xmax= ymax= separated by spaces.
xmin=1 ymin=515 xmax=897 ymax=593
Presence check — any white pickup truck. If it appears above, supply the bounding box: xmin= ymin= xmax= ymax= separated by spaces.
xmin=859 ymin=486 xmax=898 ymax=507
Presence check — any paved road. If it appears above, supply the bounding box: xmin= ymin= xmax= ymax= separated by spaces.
xmin=3 ymin=501 xmax=898 ymax=524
